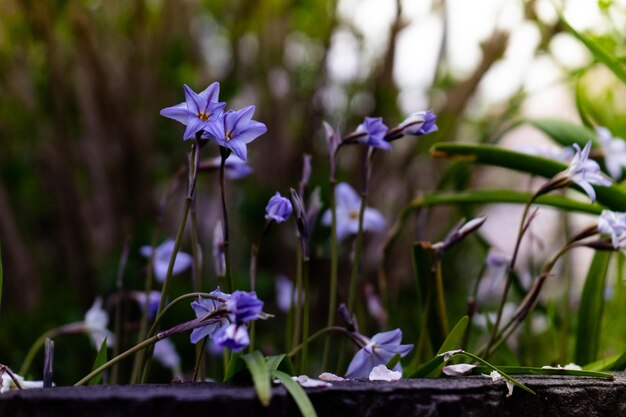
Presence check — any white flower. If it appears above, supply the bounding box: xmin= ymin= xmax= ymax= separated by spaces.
xmin=368 ymin=365 xmax=402 ymax=381
xmin=597 ymin=126 xmax=626 ymax=180
xmin=442 ymin=364 xmax=477 ymax=376
xmin=84 ymin=297 xmax=114 ymax=349
xmin=140 ymin=240 xmax=193 ymax=282
xmin=321 ymin=182 xmax=386 ymax=241
xmin=598 ymin=210 xmax=626 ymax=249
xmin=153 ymin=339 xmax=182 ymax=378
xmin=1 ymin=372 xmax=45 ymax=394
xmin=563 ymin=141 xmax=612 ymax=202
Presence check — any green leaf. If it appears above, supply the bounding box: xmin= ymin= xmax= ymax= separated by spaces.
xmin=408 ymin=353 xmax=448 ymax=378
xmin=575 ymin=77 xmax=595 ymax=129
xmin=524 ymin=118 xmax=597 ymax=148
xmin=575 ymin=251 xmax=611 ymax=365
xmin=560 ymin=15 xmax=626 ymax=85
xmin=426 ymin=316 xmax=470 ymax=377
xmin=458 ymin=351 xmax=535 ymax=395
xmin=242 ymin=351 xmax=272 ymax=406
xmin=431 ymin=143 xmax=626 ymax=211
xmin=267 ymin=354 xmax=286 ymax=371
xmin=89 ymin=338 xmax=109 ymax=385
xmin=385 ymin=353 xmax=402 ymax=370
xmin=606 ymin=350 xmax=626 ymax=371
xmin=472 ymin=365 xmax=613 ymax=379
xmin=272 ymin=370 xmax=318 ymax=417
xmin=223 ymin=352 xmax=244 ymax=382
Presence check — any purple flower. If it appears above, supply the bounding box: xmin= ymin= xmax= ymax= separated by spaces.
xmin=200 ymin=155 xmax=253 ymax=180
xmin=140 ymin=240 xmax=193 ymax=283
xmin=355 ymin=117 xmax=391 ymax=151
xmin=563 ymin=142 xmax=612 ymax=202
xmin=399 ymin=110 xmax=438 ymax=136
xmin=131 ymin=290 xmax=162 ymax=320
xmin=189 ymin=289 xmax=230 ymax=344
xmin=160 ymin=83 xmax=226 ymax=141
xmin=596 ymin=126 xmax=626 ymax=180
xmin=225 ymin=291 xmax=264 ymax=323
xmin=321 ymin=182 xmax=386 ymax=241
xmin=265 ymin=192 xmax=293 ymax=223
xmin=153 ymin=339 xmax=182 ymax=378
xmin=213 ymin=221 xmax=226 ymax=277
xmin=345 ymin=329 xmax=413 ymax=379
xmin=598 ymin=210 xmax=626 ymax=249
xmin=203 ymin=105 xmax=267 ymax=161
xmin=213 ymin=323 xmax=250 ymax=352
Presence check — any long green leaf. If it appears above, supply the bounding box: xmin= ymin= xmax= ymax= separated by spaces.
xmin=606 ymin=350 xmax=626 ymax=371
xmin=560 ymin=15 xmax=626 ymax=85
xmin=458 ymin=351 xmax=535 ymax=395
xmin=524 ymin=118 xmax=597 ymax=148
xmin=425 ymin=316 xmax=470 ymax=377
xmin=223 ymin=352 xmax=244 ymax=382
xmin=575 ymin=252 xmax=612 ymax=365
xmin=242 ymin=351 xmax=272 ymax=406
xmin=267 ymin=354 xmax=286 ymax=371
xmin=575 ymin=77 xmax=594 ymax=129
xmin=89 ymin=338 xmax=109 ymax=385
xmin=473 ymin=365 xmax=613 ymax=379
xmin=272 ymin=370 xmax=317 ymax=417
xmin=430 ymin=143 xmax=626 ymax=211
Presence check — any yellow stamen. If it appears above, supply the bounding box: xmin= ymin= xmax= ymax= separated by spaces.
xmin=197 ymin=112 xmax=209 ymax=122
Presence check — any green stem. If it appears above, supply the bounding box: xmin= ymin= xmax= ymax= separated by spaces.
xmin=323 ymin=179 xmax=338 ymax=369
xmin=434 ymin=261 xmax=449 ymax=337
xmin=19 ymin=323 xmax=83 ymax=376
xmin=289 ymin=326 xmax=355 ymax=358
xmin=219 ymin=147 xmax=233 ymax=292
xmin=299 ymin=258 xmax=310 ymax=375
xmin=292 ymin=243 xmax=303 ymax=353
xmin=111 ymin=238 xmax=130 ymax=384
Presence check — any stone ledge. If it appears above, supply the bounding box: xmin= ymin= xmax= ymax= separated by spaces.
xmin=1 ymin=373 xmax=625 ymax=416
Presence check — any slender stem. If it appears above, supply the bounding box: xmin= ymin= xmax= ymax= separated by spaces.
xmin=19 ymin=323 xmax=83 ymax=376
xmin=192 ymin=337 xmax=208 ymax=382
xmin=288 ymin=326 xmax=356 ymax=358
xmin=348 ymin=149 xmax=373 ymax=311
xmin=484 ymin=197 xmax=535 ymax=357
xmin=299 ymin=258 xmax=311 ymax=374
xmin=112 ymin=238 xmax=130 ymax=384
xmin=1 ymin=365 xmax=23 ymax=390
xmin=323 ymin=179 xmax=339 ymax=369
xmin=219 ymin=147 xmax=233 ymax=292
xmin=292 ymin=244 xmax=303 ymax=355
xmin=433 ymin=260 xmax=449 ymax=337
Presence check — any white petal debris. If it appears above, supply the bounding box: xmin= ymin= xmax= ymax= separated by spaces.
xmin=442 ymin=364 xmax=477 ymax=376
xmin=368 ymin=365 xmax=402 ymax=382
xmin=319 ymin=372 xmax=346 ymax=382
xmin=291 ymin=375 xmax=332 ymax=388
xmin=439 ymin=349 xmax=463 ymax=361
xmin=487 ymin=370 xmax=514 ymax=397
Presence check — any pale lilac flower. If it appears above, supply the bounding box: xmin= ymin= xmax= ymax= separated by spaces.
xmin=153 ymin=339 xmax=182 ymax=378
xmin=140 ymin=240 xmax=193 ymax=283
xmin=213 ymin=323 xmax=250 ymax=352
xmin=365 ymin=283 xmax=387 ymax=328
xmin=563 ymin=141 xmax=612 ymax=202
xmin=202 ymin=106 xmax=267 ymax=161
xmin=84 ymin=297 xmax=114 ymax=349
xmin=160 ymin=83 xmax=226 ymax=141
xmin=597 ymin=126 xmax=626 ymax=180
xmin=213 ymin=221 xmax=226 ymax=277
xmin=321 ymin=182 xmax=386 ymax=241
xmin=200 ymin=155 xmax=253 ymax=180
xmin=224 ymin=291 xmax=264 ymax=323
xmin=369 ymin=365 xmax=402 ymax=381
xmin=345 ymin=329 xmax=413 ymax=379
xmin=265 ymin=192 xmax=293 ymax=223
xmin=1 ymin=373 xmax=45 ymax=394
xmin=597 ymin=210 xmax=626 ymax=249
xmin=275 ymin=275 xmax=304 ymax=313
xmin=354 ymin=117 xmax=391 ymax=151
xmin=189 ymin=289 xmax=230 ymax=344
xmin=399 ymin=110 xmax=438 ymax=136
xmin=515 ymin=143 xmax=574 ymax=162
xmin=131 ymin=291 xmax=162 ymax=320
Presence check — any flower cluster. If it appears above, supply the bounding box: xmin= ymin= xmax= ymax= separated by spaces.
xmin=190 ymin=289 xmax=264 ymax=352
xmin=597 ymin=209 xmax=626 ymax=250
xmin=160 ymin=83 xmax=266 ymax=161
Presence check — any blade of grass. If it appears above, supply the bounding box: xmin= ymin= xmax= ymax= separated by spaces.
xmin=426 ymin=316 xmax=470 ymax=377
xmin=575 ymin=252 xmax=611 ymax=365
xmin=242 ymin=351 xmax=272 ymax=407
xmin=89 ymin=338 xmax=109 ymax=385
xmin=267 ymin=354 xmax=286 ymax=371
xmin=272 ymin=370 xmax=318 ymax=417
xmin=524 ymin=118 xmax=597 ymax=148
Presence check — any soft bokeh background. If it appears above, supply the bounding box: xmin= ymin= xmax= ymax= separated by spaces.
xmin=1 ymin=0 xmax=625 ymax=382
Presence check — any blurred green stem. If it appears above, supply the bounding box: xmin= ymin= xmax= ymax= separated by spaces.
xmin=323 ymin=179 xmax=338 ymax=369
xmin=219 ymin=147 xmax=233 ymax=292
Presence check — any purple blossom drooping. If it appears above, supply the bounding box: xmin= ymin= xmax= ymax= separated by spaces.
xmin=202 ymin=105 xmax=267 ymax=161
xmin=345 ymin=329 xmax=413 ymax=379
xmin=399 ymin=110 xmax=438 ymax=136
xmin=265 ymin=192 xmax=293 ymax=223
xmin=160 ymin=83 xmax=226 ymax=141
xmin=140 ymin=240 xmax=193 ymax=283
xmin=189 ymin=289 xmax=230 ymax=344
xmin=354 ymin=117 xmax=391 ymax=151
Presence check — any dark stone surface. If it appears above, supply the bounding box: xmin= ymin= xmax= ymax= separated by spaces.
xmin=1 ymin=374 xmax=625 ymax=416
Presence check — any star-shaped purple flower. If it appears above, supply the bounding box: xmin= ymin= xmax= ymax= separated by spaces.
xmin=400 ymin=110 xmax=438 ymax=136
xmin=563 ymin=141 xmax=612 ymax=202
xmin=160 ymin=83 xmax=226 ymax=141
xmin=355 ymin=117 xmax=391 ymax=151
xmin=345 ymin=329 xmax=413 ymax=379
xmin=189 ymin=289 xmax=230 ymax=344
xmin=203 ymin=105 xmax=267 ymax=161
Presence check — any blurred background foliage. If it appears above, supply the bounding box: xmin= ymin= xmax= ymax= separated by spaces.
xmin=1 ymin=0 xmax=626 ymax=383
